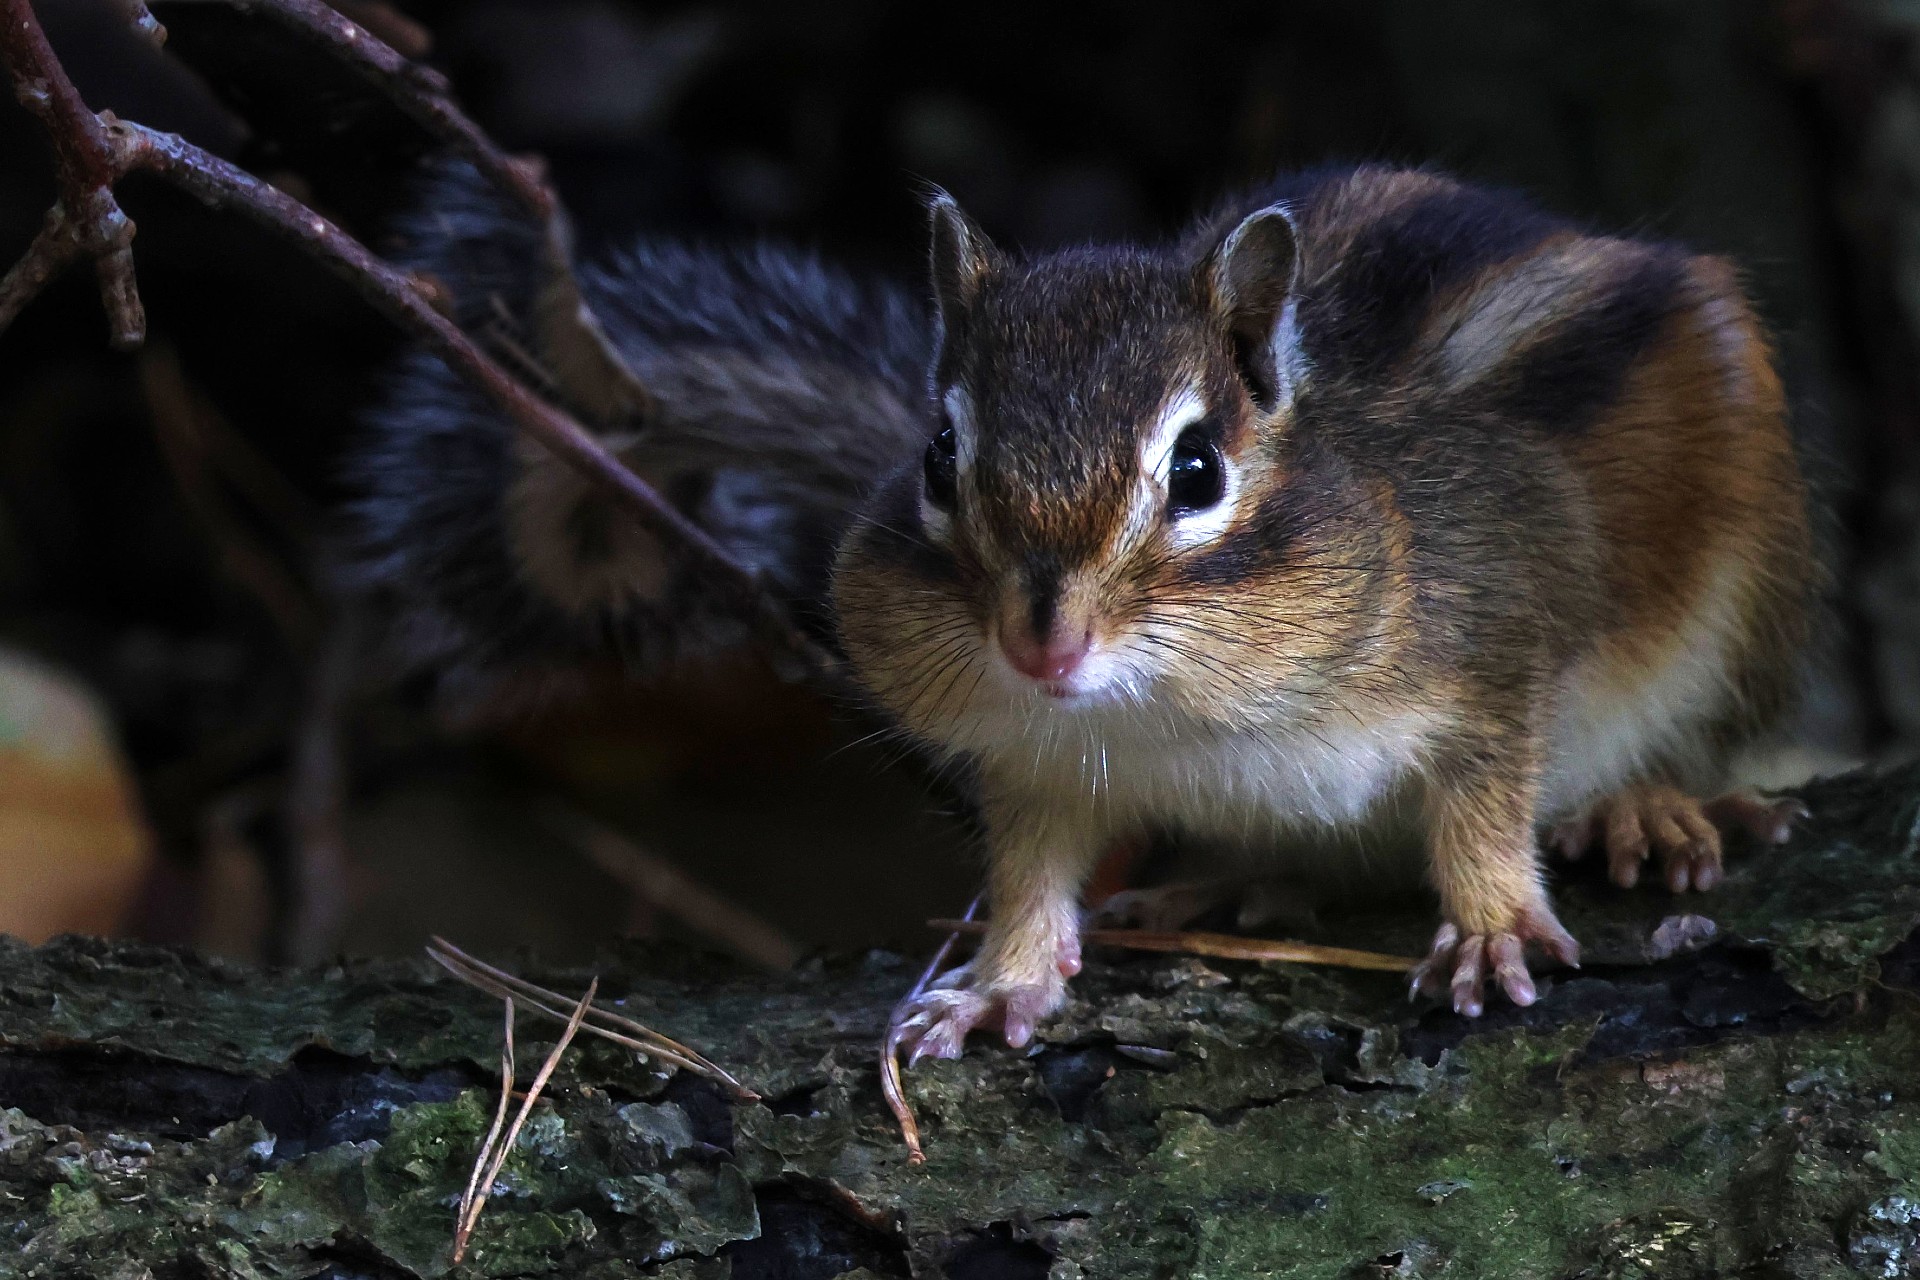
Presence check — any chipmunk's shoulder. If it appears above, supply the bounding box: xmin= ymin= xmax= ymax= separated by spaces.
xmin=1191 ymin=165 xmax=1713 ymax=433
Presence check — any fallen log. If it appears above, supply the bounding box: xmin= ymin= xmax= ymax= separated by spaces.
xmin=3 ymin=763 xmax=1920 ymax=1277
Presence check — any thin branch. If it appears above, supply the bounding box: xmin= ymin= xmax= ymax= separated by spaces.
xmin=882 ymin=894 xmax=981 ymax=1165
xmin=222 ymin=0 xmax=651 ymax=429
xmin=0 ymin=0 xmax=145 ymax=346
xmin=111 ymin=118 xmax=772 ymax=607
xmin=315 ymin=2 xmax=432 ymax=63
xmin=122 ymin=1 xmax=166 ymax=49
xmin=928 ymin=918 xmax=1420 ymax=973
xmin=230 ymin=0 xmax=549 ymax=217
xmin=0 ymin=209 xmax=80 ymax=334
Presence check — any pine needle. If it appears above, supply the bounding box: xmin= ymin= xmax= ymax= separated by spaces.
xmin=451 ymin=979 xmax=594 ymax=1264
xmin=926 ymin=918 xmax=1419 ymax=972
xmin=426 ymin=936 xmax=757 ymax=1100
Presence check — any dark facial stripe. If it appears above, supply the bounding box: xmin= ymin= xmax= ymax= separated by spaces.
xmin=1480 ymin=248 xmax=1691 ymax=434
xmin=862 ymin=470 xmax=967 ymax=587
xmin=1172 ymin=459 xmax=1358 ymax=589
xmin=1024 ymin=553 xmax=1064 ymax=637
xmin=1305 ymin=186 xmax=1561 ymax=383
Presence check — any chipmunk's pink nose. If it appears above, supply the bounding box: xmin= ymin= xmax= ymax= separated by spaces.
xmin=999 ymin=623 xmax=1092 ymax=684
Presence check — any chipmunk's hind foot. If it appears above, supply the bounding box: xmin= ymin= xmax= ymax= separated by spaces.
xmin=1551 ymin=784 xmax=1806 ymax=893
xmin=1092 ymin=877 xmax=1315 ymax=932
xmin=1705 ymin=789 xmax=1809 ymax=847
xmin=1092 ymin=881 xmax=1232 ymax=932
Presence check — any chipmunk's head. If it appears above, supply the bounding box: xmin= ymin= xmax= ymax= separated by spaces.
xmin=834 ymin=191 xmax=1389 ymax=749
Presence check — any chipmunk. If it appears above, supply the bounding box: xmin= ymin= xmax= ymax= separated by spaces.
xmin=835 ymin=164 xmax=1816 ymax=1056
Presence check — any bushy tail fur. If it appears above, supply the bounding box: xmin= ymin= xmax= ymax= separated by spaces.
xmin=331 ymin=158 xmax=931 ymax=715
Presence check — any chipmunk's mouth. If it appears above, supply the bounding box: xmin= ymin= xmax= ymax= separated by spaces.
xmin=990 ymin=642 xmax=1140 ymax=709
xmin=980 ymin=611 xmax=1152 ymax=711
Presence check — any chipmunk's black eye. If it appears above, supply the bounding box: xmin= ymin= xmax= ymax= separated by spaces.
xmin=1166 ymin=426 xmax=1225 ymax=517
xmin=924 ymin=420 xmax=958 ymax=511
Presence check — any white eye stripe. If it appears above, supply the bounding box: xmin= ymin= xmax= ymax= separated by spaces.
xmin=943 ymin=386 xmax=977 ymax=473
xmin=1141 ymin=388 xmax=1209 ymax=484
xmin=1166 ymin=464 xmax=1240 ymax=548
xmin=1134 ymin=385 xmax=1241 ymax=550
xmin=919 ymin=497 xmax=953 ymax=541
xmin=919 ymin=385 xmax=974 ymax=545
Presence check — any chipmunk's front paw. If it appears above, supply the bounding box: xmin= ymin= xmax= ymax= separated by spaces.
xmin=889 ymin=964 xmax=1069 ymax=1064
xmin=1409 ymin=905 xmax=1580 ymax=1018
xmin=1704 ymin=790 xmax=1809 ymax=848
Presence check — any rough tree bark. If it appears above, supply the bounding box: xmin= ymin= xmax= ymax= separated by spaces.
xmin=2 ymin=763 xmax=1919 ymax=1278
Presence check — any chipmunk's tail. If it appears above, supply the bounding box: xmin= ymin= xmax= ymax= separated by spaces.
xmin=329 ymin=157 xmax=931 ymax=717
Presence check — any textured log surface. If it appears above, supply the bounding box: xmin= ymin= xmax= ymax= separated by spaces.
xmin=4 ymin=765 xmax=1920 ymax=1278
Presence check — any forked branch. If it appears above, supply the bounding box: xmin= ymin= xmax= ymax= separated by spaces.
xmin=0 ymin=0 xmax=827 ymax=670
xmin=0 ymin=0 xmax=145 ymax=347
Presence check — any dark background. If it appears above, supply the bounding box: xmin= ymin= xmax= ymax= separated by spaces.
xmin=0 ymin=0 xmax=1915 ymax=962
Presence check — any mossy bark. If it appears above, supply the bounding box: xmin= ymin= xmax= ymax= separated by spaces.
xmin=5 ymin=765 xmax=1920 ymax=1278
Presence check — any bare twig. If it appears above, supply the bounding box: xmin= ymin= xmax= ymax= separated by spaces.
xmin=111 ymin=118 xmax=773 ymax=613
xmin=231 ymin=0 xmax=548 ymax=216
xmin=0 ymin=0 xmax=833 ymax=673
xmin=927 ymin=918 xmax=1420 ymax=973
xmin=122 ymin=1 xmax=166 ymax=48
xmin=321 ymin=1 xmax=431 ymax=61
xmin=451 ymin=979 xmax=594 ymax=1265
xmin=544 ymin=805 xmax=802 ymax=972
xmin=0 ymin=211 xmax=81 ymax=334
xmin=426 ymin=935 xmax=758 ymax=1100
xmin=882 ymin=894 xmax=982 ymax=1165
xmin=0 ymin=0 xmax=145 ymax=346
xmin=218 ymin=0 xmax=650 ymax=428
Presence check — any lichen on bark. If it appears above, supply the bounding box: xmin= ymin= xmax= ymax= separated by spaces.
xmin=3 ymin=764 xmax=1920 ymax=1277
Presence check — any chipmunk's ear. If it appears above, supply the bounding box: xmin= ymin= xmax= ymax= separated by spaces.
xmin=1205 ymin=202 xmax=1305 ymax=411
xmin=927 ymin=190 xmax=999 ymax=349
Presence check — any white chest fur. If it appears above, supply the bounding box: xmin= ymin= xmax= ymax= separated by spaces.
xmin=979 ymin=702 xmax=1439 ymax=845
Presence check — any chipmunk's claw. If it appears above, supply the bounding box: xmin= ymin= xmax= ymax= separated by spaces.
xmin=1553 ymin=785 xmax=1809 ymax=895
xmin=1409 ymin=908 xmax=1580 ymax=1018
xmin=889 ymin=966 xmax=1066 ymax=1064
xmin=1704 ymin=790 xmax=1809 ymax=847
xmin=893 ymin=990 xmax=983 ymax=1064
